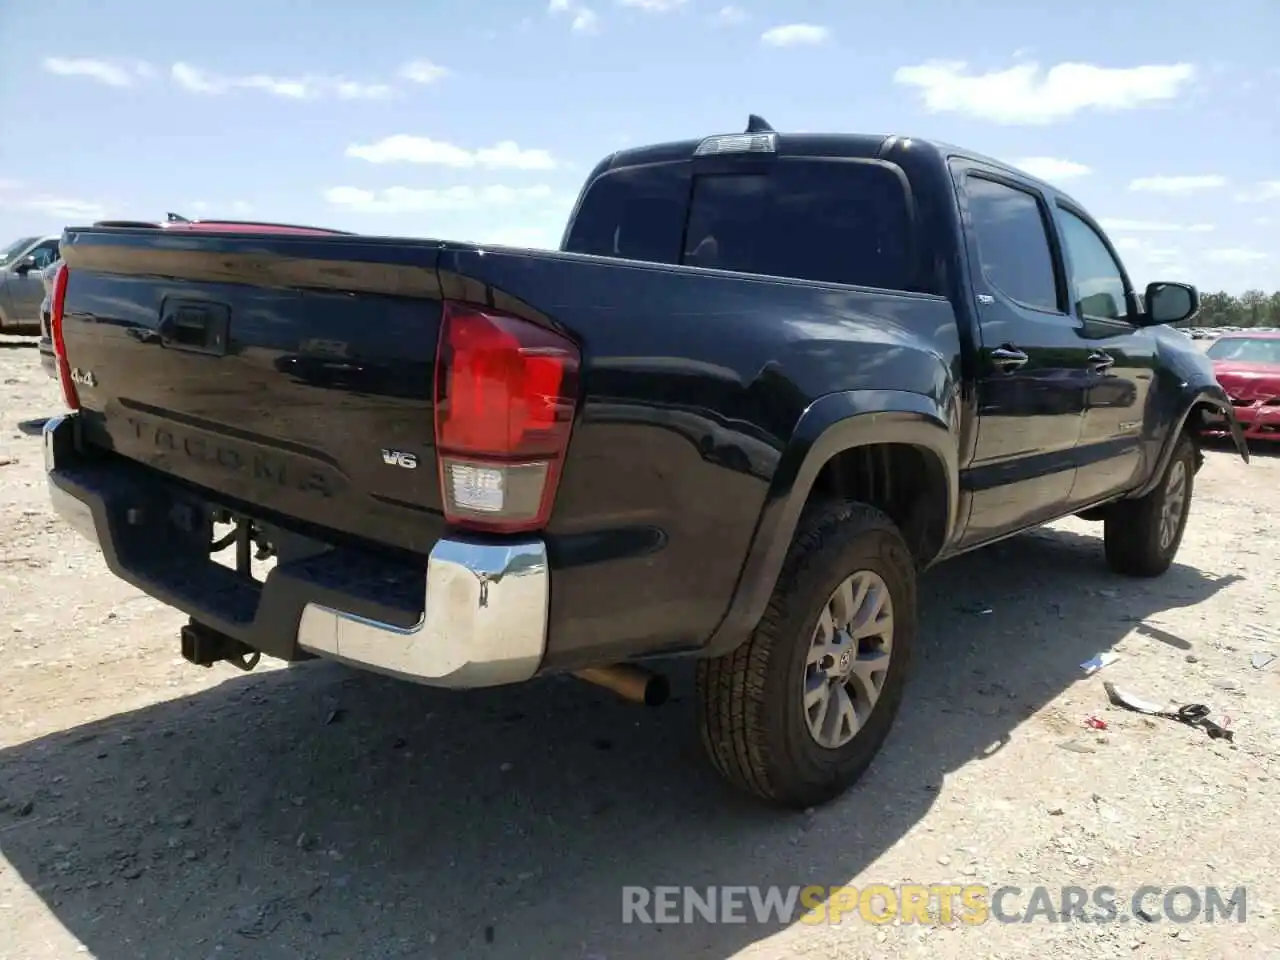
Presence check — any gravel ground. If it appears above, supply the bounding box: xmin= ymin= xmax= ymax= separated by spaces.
xmin=1 ymin=334 xmax=1278 ymax=960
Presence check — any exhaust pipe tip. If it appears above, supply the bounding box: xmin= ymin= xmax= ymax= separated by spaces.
xmin=573 ymin=664 xmax=670 ymax=707
xmin=641 ymin=672 xmax=670 ymax=707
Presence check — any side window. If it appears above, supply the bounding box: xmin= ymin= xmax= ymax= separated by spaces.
xmin=1057 ymin=209 xmax=1129 ymax=321
xmin=29 ymin=242 xmax=59 ymax=269
xmin=965 ymin=176 xmax=1060 ymax=313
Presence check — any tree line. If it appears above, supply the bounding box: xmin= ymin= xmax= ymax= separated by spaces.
xmin=1190 ymin=290 xmax=1280 ymax=328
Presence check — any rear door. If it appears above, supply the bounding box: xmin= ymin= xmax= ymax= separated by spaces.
xmin=951 ymin=163 xmax=1093 ymax=545
xmin=1052 ymin=204 xmax=1156 ymax=505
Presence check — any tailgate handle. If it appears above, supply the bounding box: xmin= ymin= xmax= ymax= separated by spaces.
xmin=158 ymin=300 xmax=230 ymax=356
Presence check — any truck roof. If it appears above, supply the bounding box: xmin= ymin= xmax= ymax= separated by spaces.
xmin=600 ymin=123 xmax=1086 ymax=212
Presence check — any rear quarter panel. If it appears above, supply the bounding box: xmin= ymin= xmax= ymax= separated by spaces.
xmin=439 ymin=246 xmax=961 ymax=667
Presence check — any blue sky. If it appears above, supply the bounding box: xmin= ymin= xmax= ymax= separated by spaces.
xmin=1 ymin=0 xmax=1276 ymax=293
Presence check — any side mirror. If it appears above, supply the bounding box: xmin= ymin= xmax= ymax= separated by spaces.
xmin=1141 ymin=281 xmax=1199 ymax=326
xmin=13 ymin=255 xmax=38 ymax=276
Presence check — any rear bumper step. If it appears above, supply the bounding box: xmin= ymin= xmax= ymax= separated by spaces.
xmin=43 ymin=414 xmax=549 ymax=688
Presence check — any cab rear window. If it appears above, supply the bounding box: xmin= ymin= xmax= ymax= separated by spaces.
xmin=564 ymin=158 xmax=915 ymax=291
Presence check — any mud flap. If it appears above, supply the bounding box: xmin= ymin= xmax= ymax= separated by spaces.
xmin=1195 ymin=402 xmax=1250 ymax=464
xmin=1224 ymin=407 xmax=1250 ymax=463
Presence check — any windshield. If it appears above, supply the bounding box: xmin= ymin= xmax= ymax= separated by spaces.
xmin=1206 ymin=337 xmax=1280 ymax=364
xmin=564 ymin=158 xmax=916 ymax=292
xmin=0 ymin=236 xmax=39 ymax=266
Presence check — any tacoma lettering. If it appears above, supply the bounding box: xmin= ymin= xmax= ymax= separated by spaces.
xmin=124 ymin=416 xmax=335 ymax=498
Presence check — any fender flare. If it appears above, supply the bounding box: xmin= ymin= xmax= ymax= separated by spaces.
xmin=1130 ymin=384 xmax=1248 ymax=499
xmin=700 ymin=389 xmax=960 ymax=658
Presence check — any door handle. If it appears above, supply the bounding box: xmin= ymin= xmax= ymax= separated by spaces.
xmin=1089 ymin=351 xmax=1115 ymax=371
xmin=990 ymin=346 xmax=1029 ymax=372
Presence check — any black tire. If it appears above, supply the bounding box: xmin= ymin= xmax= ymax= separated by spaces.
xmin=696 ymin=501 xmax=917 ymax=809
xmin=1103 ymin=433 xmax=1196 ymax=577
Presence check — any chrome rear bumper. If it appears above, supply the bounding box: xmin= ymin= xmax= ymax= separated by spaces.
xmin=43 ymin=413 xmax=549 ymax=688
xmin=296 ymin=538 xmax=548 ymax=687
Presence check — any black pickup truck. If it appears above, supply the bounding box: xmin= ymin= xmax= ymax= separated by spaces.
xmin=42 ymin=118 xmax=1249 ymax=809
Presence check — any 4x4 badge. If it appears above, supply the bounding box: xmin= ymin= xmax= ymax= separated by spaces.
xmin=70 ymin=368 xmax=97 ymax=388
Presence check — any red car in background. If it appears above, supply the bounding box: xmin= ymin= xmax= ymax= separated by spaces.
xmin=1206 ymin=331 xmax=1280 ymax=442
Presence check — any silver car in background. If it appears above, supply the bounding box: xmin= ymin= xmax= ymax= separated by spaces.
xmin=38 ymin=258 xmax=61 ymax=377
xmin=0 ymin=234 xmax=60 ymax=333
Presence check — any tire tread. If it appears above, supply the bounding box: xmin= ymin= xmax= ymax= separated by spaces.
xmin=697 ymin=501 xmax=914 ymax=807
xmin=1103 ymin=433 xmax=1196 ymax=577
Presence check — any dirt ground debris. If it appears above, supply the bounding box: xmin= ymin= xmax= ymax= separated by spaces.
xmin=2 ymin=334 xmax=1278 ymax=960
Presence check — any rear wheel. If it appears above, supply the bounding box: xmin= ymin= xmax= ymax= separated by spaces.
xmin=696 ymin=501 xmax=916 ymax=809
xmin=1103 ymin=433 xmax=1196 ymax=577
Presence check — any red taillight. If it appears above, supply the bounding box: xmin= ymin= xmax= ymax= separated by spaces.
xmin=49 ymin=263 xmax=79 ymax=411
xmin=434 ymin=300 xmax=580 ymax=533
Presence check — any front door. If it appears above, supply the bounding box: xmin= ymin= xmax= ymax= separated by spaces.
xmin=952 ymin=165 xmax=1093 ymax=547
xmin=8 ymin=239 xmax=59 ymax=325
xmin=1053 ymin=206 xmax=1157 ymax=505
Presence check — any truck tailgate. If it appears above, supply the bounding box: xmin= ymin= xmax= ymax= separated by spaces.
xmin=58 ymin=229 xmax=447 ymax=554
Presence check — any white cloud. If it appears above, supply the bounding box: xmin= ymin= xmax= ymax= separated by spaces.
xmin=323 ymin=184 xmax=554 ymax=214
xmin=1011 ymin=157 xmax=1092 ymax=182
xmin=0 ymin=183 xmax=108 ymax=221
xmin=1235 ymin=180 xmax=1280 ymax=202
xmin=1113 ymin=236 xmax=1182 ymax=264
xmin=893 ymin=60 xmax=1195 ymax=124
xmin=472 ymin=220 xmax=568 ymax=250
xmin=618 ymin=0 xmax=687 ymax=10
xmin=1205 ymin=248 xmax=1268 ymax=264
xmin=23 ymin=196 xmax=108 ymax=220
xmin=345 ymin=135 xmax=558 ymax=170
xmin=549 ymin=0 xmax=600 ymax=32
xmin=761 ymin=23 xmax=831 ymax=46
xmin=334 ymin=80 xmax=396 ymax=100
xmin=715 ymin=5 xmax=747 ymax=24
xmin=170 ymin=62 xmax=393 ymax=100
xmin=171 ymin=62 xmax=222 ymax=93
xmin=1100 ymin=219 xmax=1215 ymax=234
xmin=399 ymin=60 xmax=449 ymax=85
xmin=1128 ymin=175 xmax=1227 ymax=194
xmin=42 ymin=57 xmax=150 ymax=88
xmin=234 ymin=73 xmax=311 ymax=99
xmin=188 ymin=200 xmax=255 ymax=217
